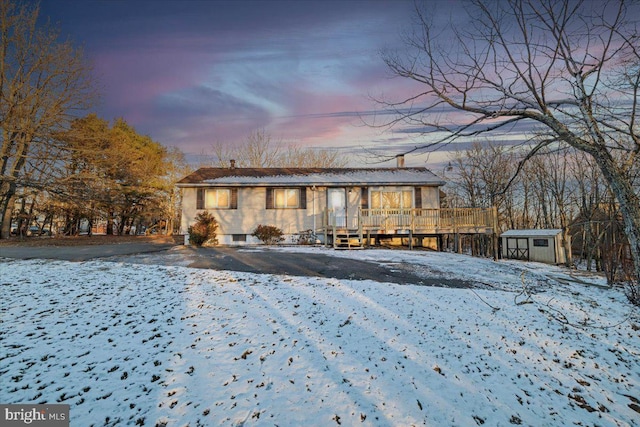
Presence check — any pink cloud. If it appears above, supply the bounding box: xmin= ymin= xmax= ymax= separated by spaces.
xmin=92 ymin=45 xmax=209 ymax=122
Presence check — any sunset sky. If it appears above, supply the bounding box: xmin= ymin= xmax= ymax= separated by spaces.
xmin=36 ymin=0 xmax=477 ymax=167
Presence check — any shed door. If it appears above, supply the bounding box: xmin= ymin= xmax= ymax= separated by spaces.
xmin=328 ymin=188 xmax=346 ymax=228
xmin=506 ymin=237 xmax=529 ymax=260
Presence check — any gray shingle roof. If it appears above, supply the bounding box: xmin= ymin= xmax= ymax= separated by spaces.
xmin=177 ymin=167 xmax=445 ymax=187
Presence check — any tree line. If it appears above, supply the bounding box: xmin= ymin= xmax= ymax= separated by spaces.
xmin=446 ymin=141 xmax=639 ymax=285
xmin=207 ymin=128 xmax=348 ymax=168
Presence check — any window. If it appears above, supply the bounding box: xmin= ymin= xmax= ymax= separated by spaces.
xmin=232 ymin=234 xmax=247 ymax=242
xmin=370 ymin=190 xmax=413 ymax=209
xmin=196 ymin=188 xmax=237 ymax=209
xmin=533 ymin=238 xmax=549 ymax=247
xmin=206 ymin=189 xmax=230 ymax=208
xmin=275 ymin=188 xmax=299 ymax=208
xmin=266 ymin=188 xmax=306 ymax=209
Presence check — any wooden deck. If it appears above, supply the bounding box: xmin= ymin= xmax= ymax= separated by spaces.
xmin=359 ymin=207 xmax=497 ymax=234
xmin=322 ymin=207 xmax=498 ymax=249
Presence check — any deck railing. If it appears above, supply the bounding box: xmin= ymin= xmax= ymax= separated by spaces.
xmin=438 ymin=208 xmax=496 ymax=230
xmin=357 ymin=207 xmax=497 ymax=233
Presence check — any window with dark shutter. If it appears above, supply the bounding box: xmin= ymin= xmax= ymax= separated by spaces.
xmin=197 ymin=188 xmax=204 ymax=209
xmin=414 ymin=187 xmax=422 ymax=209
xmin=268 ymin=188 xmax=303 ymax=208
xmin=201 ymin=188 xmax=233 ymax=208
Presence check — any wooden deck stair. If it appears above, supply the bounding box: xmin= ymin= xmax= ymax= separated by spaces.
xmin=333 ymin=231 xmax=363 ymax=249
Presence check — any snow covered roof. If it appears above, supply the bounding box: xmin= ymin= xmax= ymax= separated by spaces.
xmin=177 ymin=167 xmax=445 ymax=187
xmin=501 ymin=229 xmax=563 ymax=237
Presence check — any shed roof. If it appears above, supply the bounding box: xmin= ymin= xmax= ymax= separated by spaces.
xmin=501 ymin=229 xmax=563 ymax=237
xmin=177 ymin=167 xmax=445 ymax=187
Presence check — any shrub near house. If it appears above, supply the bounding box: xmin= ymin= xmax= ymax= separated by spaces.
xmin=187 ymin=212 xmax=219 ymax=246
xmin=251 ymin=224 xmax=284 ymax=245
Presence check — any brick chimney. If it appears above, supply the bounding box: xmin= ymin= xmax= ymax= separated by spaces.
xmin=230 ymin=159 xmax=236 ymax=169
xmin=396 ymin=154 xmax=405 ymax=168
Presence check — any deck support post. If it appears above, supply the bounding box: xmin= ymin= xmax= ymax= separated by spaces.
xmin=358 ymin=209 xmax=363 ymax=248
xmin=409 ymin=212 xmax=414 ymax=250
xmin=492 ymin=206 xmax=499 ymax=260
xmin=324 ymin=209 xmax=330 ymax=248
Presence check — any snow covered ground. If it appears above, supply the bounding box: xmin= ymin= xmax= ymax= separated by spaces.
xmin=1 ymin=247 xmax=639 ymax=426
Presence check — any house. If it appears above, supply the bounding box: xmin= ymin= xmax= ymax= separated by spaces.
xmin=177 ymin=157 xmax=497 ymax=248
xmin=501 ymin=229 xmax=570 ymax=264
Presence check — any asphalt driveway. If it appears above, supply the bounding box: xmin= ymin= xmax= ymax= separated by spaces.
xmin=0 ymin=242 xmax=473 ymax=287
xmin=0 ymin=241 xmax=176 ymax=261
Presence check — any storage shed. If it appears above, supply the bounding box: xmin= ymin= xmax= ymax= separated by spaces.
xmin=501 ymin=229 xmax=570 ymax=265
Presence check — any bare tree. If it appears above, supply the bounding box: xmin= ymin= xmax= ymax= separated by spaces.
xmin=211 ymin=129 xmax=282 ymax=168
xmin=450 ymin=142 xmax=516 ymax=213
xmin=448 ymin=141 xmax=518 ymax=256
xmin=381 ymin=0 xmax=640 ymax=284
xmin=570 ymin=150 xmax=605 ymax=270
xmin=211 ymin=129 xmax=348 ymax=168
xmin=0 ymin=0 xmax=94 ymax=238
xmin=522 ymin=147 xmax=577 ymax=266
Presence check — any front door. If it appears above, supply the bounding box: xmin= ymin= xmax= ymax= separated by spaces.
xmin=328 ymin=188 xmax=347 ymax=228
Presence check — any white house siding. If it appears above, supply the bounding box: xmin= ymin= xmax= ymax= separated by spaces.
xmin=182 ymin=187 xmax=326 ymax=245
xmin=180 ymin=187 xmax=197 ymax=237
xmin=181 ymin=183 xmax=443 ymax=246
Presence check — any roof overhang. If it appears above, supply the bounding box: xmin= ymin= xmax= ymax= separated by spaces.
xmin=501 ymin=229 xmax=563 ymax=237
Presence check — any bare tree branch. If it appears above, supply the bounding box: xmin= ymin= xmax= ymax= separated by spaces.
xmin=377 ymin=0 xmax=640 ymax=285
